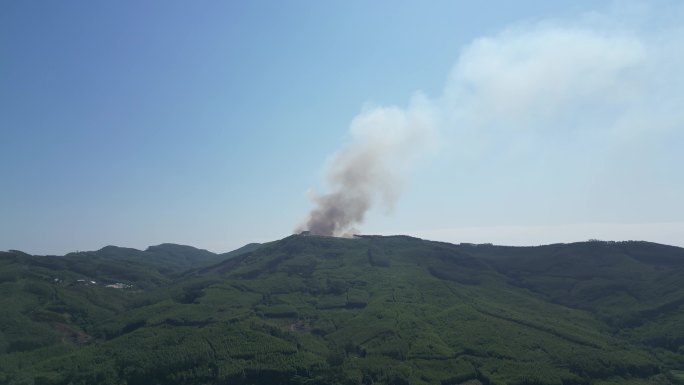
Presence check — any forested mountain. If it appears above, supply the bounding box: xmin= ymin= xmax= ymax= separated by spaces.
xmin=1 ymin=235 xmax=684 ymax=385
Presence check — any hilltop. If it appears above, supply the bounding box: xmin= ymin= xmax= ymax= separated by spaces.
xmin=1 ymin=235 xmax=684 ymax=385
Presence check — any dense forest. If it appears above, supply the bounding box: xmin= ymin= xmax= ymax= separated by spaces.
xmin=1 ymin=235 xmax=684 ymax=385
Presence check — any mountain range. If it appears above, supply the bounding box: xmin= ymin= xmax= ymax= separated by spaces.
xmin=1 ymin=235 xmax=684 ymax=385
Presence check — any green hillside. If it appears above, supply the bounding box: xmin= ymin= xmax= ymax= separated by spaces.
xmin=1 ymin=235 xmax=683 ymax=385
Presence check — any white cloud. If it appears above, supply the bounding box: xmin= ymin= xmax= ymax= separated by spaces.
xmin=427 ymin=3 xmax=684 ymax=228
xmin=448 ymin=27 xmax=644 ymax=126
xmin=440 ymin=5 xmax=684 ymax=143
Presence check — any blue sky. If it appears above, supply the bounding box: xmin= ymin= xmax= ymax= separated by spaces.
xmin=2 ymin=1 xmax=683 ymax=254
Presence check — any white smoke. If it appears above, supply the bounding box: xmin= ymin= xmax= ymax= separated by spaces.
xmin=299 ymin=94 xmax=438 ymax=236
xmin=299 ymin=3 xmax=684 ymax=236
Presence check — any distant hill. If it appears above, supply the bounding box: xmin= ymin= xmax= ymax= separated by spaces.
xmin=0 ymin=242 xmax=254 ymax=288
xmin=1 ymin=235 xmax=683 ymax=385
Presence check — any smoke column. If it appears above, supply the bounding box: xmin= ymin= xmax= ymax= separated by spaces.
xmin=299 ymin=95 xmax=437 ymax=236
xmin=299 ymin=3 xmax=684 ymax=237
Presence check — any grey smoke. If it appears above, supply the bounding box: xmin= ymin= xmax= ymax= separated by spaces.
xmin=299 ymin=3 xmax=684 ymax=237
xmin=299 ymin=96 xmax=437 ymax=236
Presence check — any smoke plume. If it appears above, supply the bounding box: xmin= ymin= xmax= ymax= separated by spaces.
xmin=299 ymin=95 xmax=437 ymax=236
xmin=299 ymin=2 xmax=684 ymax=237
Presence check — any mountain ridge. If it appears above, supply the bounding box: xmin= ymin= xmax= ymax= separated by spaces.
xmin=1 ymin=235 xmax=684 ymax=384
